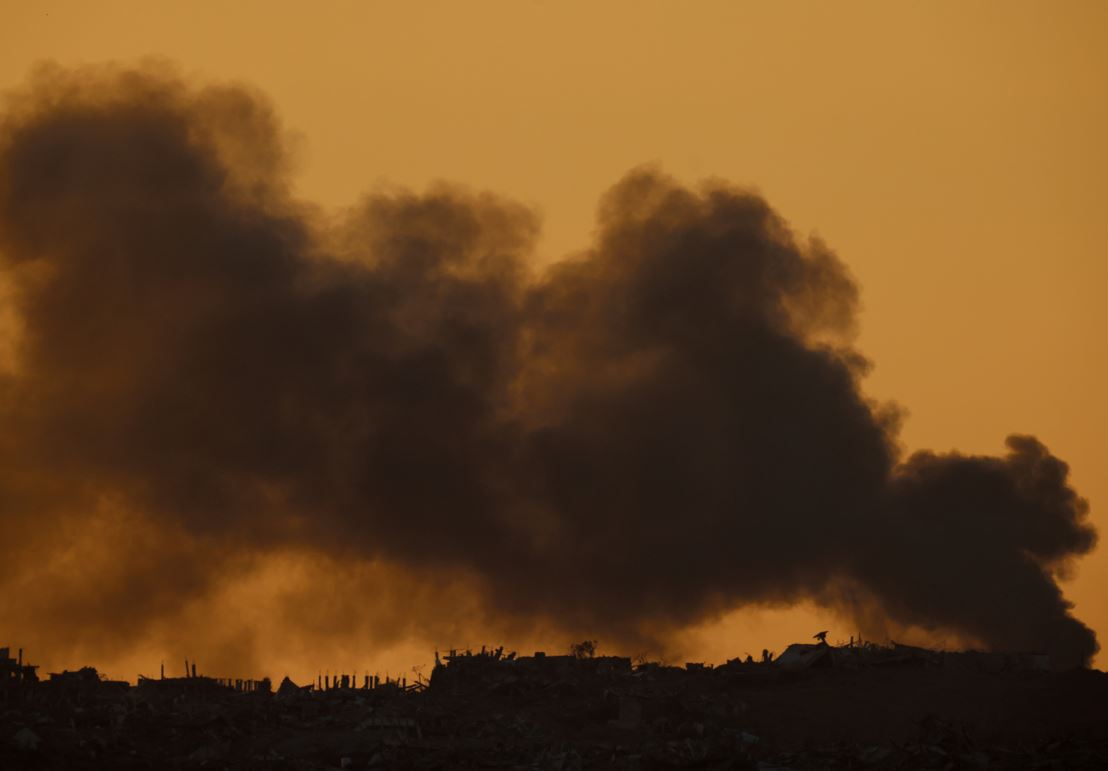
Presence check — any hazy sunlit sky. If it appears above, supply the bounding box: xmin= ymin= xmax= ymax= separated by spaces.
xmin=2 ymin=0 xmax=1105 ymax=674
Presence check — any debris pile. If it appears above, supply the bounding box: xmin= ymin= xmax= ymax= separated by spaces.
xmin=2 ymin=640 xmax=1106 ymax=769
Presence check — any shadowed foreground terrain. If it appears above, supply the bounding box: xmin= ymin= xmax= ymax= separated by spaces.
xmin=3 ymin=643 xmax=1107 ymax=770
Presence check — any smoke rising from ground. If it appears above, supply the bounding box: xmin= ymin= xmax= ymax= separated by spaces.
xmin=0 ymin=64 xmax=1097 ymax=673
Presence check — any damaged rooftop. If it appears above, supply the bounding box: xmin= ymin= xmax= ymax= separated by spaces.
xmin=3 ymin=636 xmax=1107 ymax=770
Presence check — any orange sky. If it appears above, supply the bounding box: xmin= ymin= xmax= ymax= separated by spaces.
xmin=2 ymin=1 xmax=1105 ymax=678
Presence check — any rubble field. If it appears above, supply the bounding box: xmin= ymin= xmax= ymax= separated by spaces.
xmin=3 ymin=643 xmax=1107 ymax=770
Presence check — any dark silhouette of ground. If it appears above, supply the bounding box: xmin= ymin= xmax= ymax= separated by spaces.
xmin=3 ymin=644 xmax=1107 ymax=769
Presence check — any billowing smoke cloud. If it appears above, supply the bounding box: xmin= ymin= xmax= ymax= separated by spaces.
xmin=0 ymin=64 xmax=1096 ymax=673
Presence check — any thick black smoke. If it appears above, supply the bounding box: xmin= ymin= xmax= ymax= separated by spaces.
xmin=0 ymin=65 xmax=1096 ymax=670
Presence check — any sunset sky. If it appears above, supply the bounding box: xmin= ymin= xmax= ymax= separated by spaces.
xmin=1 ymin=1 xmax=1105 ymax=680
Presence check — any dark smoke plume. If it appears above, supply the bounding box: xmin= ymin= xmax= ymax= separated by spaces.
xmin=0 ymin=64 xmax=1097 ymax=672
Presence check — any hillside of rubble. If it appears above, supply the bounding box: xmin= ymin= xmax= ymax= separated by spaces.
xmin=3 ymin=642 xmax=1107 ymax=770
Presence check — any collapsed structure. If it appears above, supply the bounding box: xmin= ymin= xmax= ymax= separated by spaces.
xmin=2 ymin=640 xmax=1104 ymax=770
xmin=0 ymin=647 xmax=37 ymax=706
xmin=0 ymin=635 xmax=1062 ymax=705
xmin=770 ymin=639 xmax=1052 ymax=673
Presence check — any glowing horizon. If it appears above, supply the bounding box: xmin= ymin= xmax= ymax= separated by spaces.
xmin=1 ymin=1 xmax=1105 ymax=681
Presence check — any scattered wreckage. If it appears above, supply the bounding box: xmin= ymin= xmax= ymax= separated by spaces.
xmin=2 ymin=639 xmax=1105 ymax=769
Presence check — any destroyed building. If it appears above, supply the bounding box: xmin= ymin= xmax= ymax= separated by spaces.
xmin=2 ymin=640 xmax=1105 ymax=770
xmin=0 ymin=647 xmax=37 ymax=706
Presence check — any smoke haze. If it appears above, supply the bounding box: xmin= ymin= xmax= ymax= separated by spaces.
xmin=0 ymin=64 xmax=1096 ymax=676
